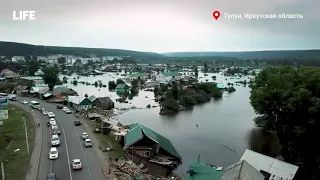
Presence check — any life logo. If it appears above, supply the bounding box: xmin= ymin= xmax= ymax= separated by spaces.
xmin=13 ymin=10 xmax=36 ymax=20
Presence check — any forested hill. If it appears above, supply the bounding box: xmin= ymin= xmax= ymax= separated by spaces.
xmin=163 ymin=50 xmax=320 ymax=59
xmin=0 ymin=41 xmax=165 ymax=60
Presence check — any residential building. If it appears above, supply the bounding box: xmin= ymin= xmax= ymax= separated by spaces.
xmin=52 ymin=87 xmax=77 ymax=97
xmin=123 ymin=123 xmax=182 ymax=177
xmin=156 ymin=71 xmax=182 ymax=83
xmin=115 ymin=84 xmax=129 ymax=94
xmin=240 ymin=149 xmax=299 ymax=180
xmin=0 ymin=69 xmax=16 ymax=77
xmin=126 ymin=72 xmax=146 ymax=81
xmin=11 ymin=56 xmax=25 ymax=62
xmin=93 ymin=97 xmax=114 ymax=110
xmin=185 ymin=160 xmax=223 ymax=180
xmin=66 ymin=96 xmax=92 ymax=111
xmin=20 ymin=76 xmax=45 ymax=86
xmin=221 ymin=160 xmax=265 ymax=180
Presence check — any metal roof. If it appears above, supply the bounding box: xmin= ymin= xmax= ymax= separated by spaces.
xmin=240 ymin=149 xmax=299 ymax=180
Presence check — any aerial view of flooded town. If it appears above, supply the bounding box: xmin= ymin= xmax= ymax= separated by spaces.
xmin=0 ymin=0 xmax=319 ymax=180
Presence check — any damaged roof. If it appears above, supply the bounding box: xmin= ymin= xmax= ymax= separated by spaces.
xmin=124 ymin=123 xmax=181 ymax=160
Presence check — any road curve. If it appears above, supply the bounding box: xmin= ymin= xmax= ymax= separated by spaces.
xmin=15 ymin=97 xmax=105 ymax=180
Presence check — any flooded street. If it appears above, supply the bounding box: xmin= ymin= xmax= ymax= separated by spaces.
xmin=59 ymin=72 xmax=259 ymax=177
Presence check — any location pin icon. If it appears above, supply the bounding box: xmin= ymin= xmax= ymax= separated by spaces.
xmin=213 ymin=11 xmax=220 ymax=20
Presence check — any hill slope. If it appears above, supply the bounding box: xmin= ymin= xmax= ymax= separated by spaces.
xmin=0 ymin=41 xmax=165 ymax=60
xmin=163 ymin=50 xmax=320 ymax=59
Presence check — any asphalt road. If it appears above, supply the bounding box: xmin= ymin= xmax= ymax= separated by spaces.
xmin=14 ymin=97 xmax=105 ymax=180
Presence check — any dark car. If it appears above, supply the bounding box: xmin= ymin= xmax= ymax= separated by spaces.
xmin=56 ymin=104 xmax=63 ymax=109
xmin=47 ymin=173 xmax=57 ymax=180
xmin=74 ymin=120 xmax=81 ymax=126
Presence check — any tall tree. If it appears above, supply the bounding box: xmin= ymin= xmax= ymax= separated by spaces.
xmin=42 ymin=67 xmax=59 ymax=91
xmin=250 ymin=66 xmax=320 ymax=180
xmin=57 ymin=57 xmax=66 ymax=64
xmin=204 ymin=62 xmax=208 ymax=73
xmin=27 ymin=60 xmax=39 ymax=76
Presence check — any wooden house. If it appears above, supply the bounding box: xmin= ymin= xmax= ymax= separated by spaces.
xmin=93 ymin=97 xmax=114 ymax=110
xmin=115 ymin=84 xmax=129 ymax=94
xmin=123 ymin=123 xmax=182 ymax=177
xmin=66 ymin=96 xmax=93 ymax=111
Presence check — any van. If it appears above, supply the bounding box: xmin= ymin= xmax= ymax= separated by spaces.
xmin=51 ymin=135 xmax=60 ymax=146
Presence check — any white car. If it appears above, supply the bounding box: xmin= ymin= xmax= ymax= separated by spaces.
xmin=49 ymin=147 xmax=59 ymax=159
xmin=49 ymin=118 xmax=56 ymax=125
xmin=81 ymin=132 xmax=89 ymax=140
xmin=51 ymin=124 xmax=58 ymax=130
xmin=42 ymin=110 xmax=47 ymax=115
xmin=21 ymin=100 xmax=28 ymax=104
xmin=48 ymin=112 xmax=55 ymax=118
xmin=65 ymin=109 xmax=71 ymax=114
xmin=62 ymin=107 xmax=68 ymax=112
xmin=51 ymin=135 xmax=60 ymax=146
xmin=84 ymin=139 xmax=92 ymax=147
xmin=71 ymin=159 xmax=82 ymax=170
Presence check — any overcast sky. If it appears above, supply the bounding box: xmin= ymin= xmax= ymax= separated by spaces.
xmin=0 ymin=0 xmax=319 ymax=53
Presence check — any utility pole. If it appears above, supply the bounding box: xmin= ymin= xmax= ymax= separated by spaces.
xmin=23 ymin=117 xmax=30 ymax=155
xmin=1 ymin=162 xmax=5 ymax=180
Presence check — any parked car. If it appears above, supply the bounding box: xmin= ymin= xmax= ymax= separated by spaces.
xmin=48 ymin=112 xmax=55 ymax=118
xmin=74 ymin=120 xmax=81 ymax=126
xmin=51 ymin=135 xmax=60 ymax=146
xmin=49 ymin=147 xmax=59 ymax=160
xmin=57 ymin=104 xmax=63 ymax=109
xmin=21 ymin=100 xmax=28 ymax=104
xmin=46 ymin=173 xmax=58 ymax=180
xmin=84 ymin=139 xmax=92 ymax=147
xmin=81 ymin=132 xmax=89 ymax=140
xmin=62 ymin=107 xmax=68 ymax=111
xmin=49 ymin=118 xmax=56 ymax=125
xmin=71 ymin=159 xmax=82 ymax=170
xmin=42 ymin=110 xmax=48 ymax=115
xmin=52 ymin=126 xmax=60 ymax=135
xmin=65 ymin=109 xmax=71 ymax=114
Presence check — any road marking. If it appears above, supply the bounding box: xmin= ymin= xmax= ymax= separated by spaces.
xmin=55 ymin=117 xmax=73 ymax=180
xmin=50 ymin=160 xmax=52 ymax=173
xmin=71 ymin=124 xmax=94 ymax=180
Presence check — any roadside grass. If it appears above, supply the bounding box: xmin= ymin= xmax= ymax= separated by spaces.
xmin=0 ymin=104 xmax=35 ymax=180
xmin=86 ymin=120 xmax=125 ymax=158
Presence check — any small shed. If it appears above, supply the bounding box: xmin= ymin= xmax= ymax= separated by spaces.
xmin=115 ymin=84 xmax=129 ymax=94
xmin=93 ymin=97 xmax=114 ymax=110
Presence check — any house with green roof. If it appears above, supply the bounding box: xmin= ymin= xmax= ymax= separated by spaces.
xmin=124 ymin=123 xmax=182 ymax=177
xmin=185 ymin=160 xmax=223 ymax=180
xmin=115 ymin=84 xmax=130 ymax=94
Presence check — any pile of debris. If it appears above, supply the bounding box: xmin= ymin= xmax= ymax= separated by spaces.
xmin=110 ymin=159 xmax=180 ymax=180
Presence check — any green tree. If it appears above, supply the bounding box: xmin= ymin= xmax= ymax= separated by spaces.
xmin=42 ymin=67 xmax=59 ymax=91
xmin=27 ymin=60 xmax=40 ymax=76
xmin=204 ymin=62 xmax=208 ymax=73
xmin=108 ymin=81 xmax=117 ymax=90
xmin=58 ymin=57 xmax=66 ymax=64
xmin=116 ymin=78 xmax=125 ymax=85
xmin=171 ymin=82 xmax=179 ymax=100
xmin=154 ymin=86 xmax=160 ymax=97
xmin=250 ymin=66 xmax=320 ymax=180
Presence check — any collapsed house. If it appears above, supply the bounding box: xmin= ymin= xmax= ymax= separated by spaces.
xmin=123 ymin=123 xmax=182 ymax=177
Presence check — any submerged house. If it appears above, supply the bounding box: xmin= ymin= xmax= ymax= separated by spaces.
xmin=123 ymin=123 xmax=182 ymax=177
xmin=185 ymin=160 xmax=223 ymax=180
xmin=93 ymin=97 xmax=114 ymax=110
xmin=52 ymin=87 xmax=77 ymax=97
xmin=240 ymin=149 xmax=299 ymax=180
xmin=66 ymin=96 xmax=93 ymax=111
xmin=115 ymin=84 xmax=130 ymax=94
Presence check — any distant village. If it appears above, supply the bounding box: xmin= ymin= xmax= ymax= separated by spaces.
xmin=0 ymin=54 xmax=300 ymax=180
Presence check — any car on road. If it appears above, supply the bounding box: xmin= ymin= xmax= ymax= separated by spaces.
xmin=84 ymin=138 xmax=92 ymax=147
xmin=71 ymin=159 xmax=82 ymax=170
xmin=21 ymin=100 xmax=28 ymax=104
xmin=52 ymin=126 xmax=60 ymax=135
xmin=47 ymin=173 xmax=58 ymax=180
xmin=65 ymin=109 xmax=72 ymax=114
xmin=51 ymin=135 xmax=60 ymax=146
xmin=49 ymin=118 xmax=56 ymax=125
xmin=49 ymin=147 xmax=59 ymax=159
xmin=51 ymin=124 xmax=58 ymax=130
xmin=57 ymin=104 xmax=63 ymax=109
xmin=74 ymin=120 xmax=81 ymax=126
xmin=42 ymin=110 xmax=48 ymax=115
xmin=48 ymin=112 xmax=55 ymax=118
xmin=81 ymin=132 xmax=89 ymax=139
